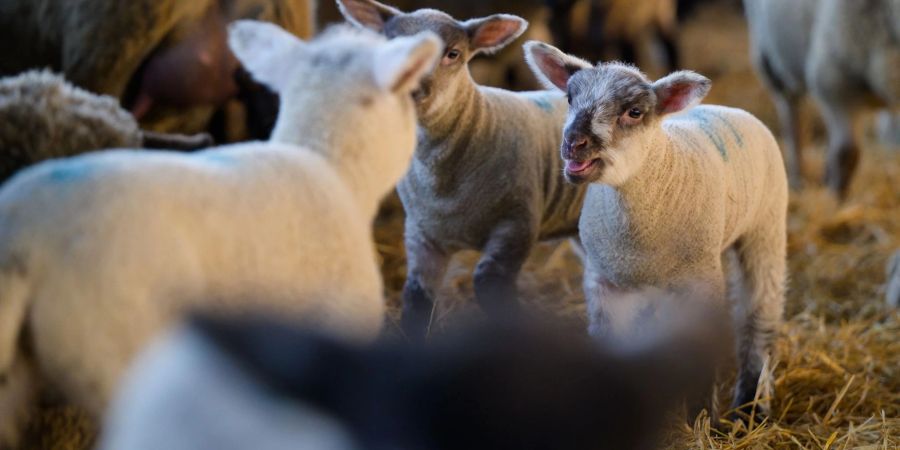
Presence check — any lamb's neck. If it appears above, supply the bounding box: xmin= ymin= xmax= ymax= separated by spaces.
xmin=269 ymin=107 xmax=384 ymax=222
xmin=612 ymin=134 xmax=683 ymax=228
xmin=415 ymin=80 xmax=487 ymax=167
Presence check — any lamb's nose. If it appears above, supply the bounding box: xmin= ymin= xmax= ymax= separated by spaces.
xmin=563 ymin=133 xmax=589 ymax=158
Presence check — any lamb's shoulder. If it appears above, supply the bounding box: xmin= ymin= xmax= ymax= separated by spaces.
xmin=662 ymin=105 xmax=776 ymax=165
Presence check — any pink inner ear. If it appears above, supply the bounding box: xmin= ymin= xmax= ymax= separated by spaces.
xmin=658 ymin=83 xmax=696 ymax=114
xmin=344 ymin=1 xmax=388 ymax=30
xmin=472 ymin=20 xmax=520 ymax=49
xmin=535 ymin=53 xmax=573 ymax=91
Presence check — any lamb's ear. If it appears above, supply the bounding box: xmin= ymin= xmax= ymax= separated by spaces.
xmin=228 ymin=20 xmax=304 ymax=93
xmin=652 ymin=71 xmax=712 ymax=115
xmin=337 ymin=0 xmax=402 ymax=32
xmin=373 ymin=32 xmax=442 ymax=93
xmin=463 ymin=14 xmax=528 ymax=55
xmin=523 ymin=40 xmax=592 ymax=92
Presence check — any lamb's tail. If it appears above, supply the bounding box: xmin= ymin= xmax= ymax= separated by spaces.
xmin=0 ymin=261 xmax=29 ymax=379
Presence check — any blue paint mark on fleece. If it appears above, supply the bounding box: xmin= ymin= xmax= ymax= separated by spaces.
xmin=46 ymin=159 xmax=95 ymax=183
xmin=528 ymin=94 xmax=556 ymax=113
xmin=683 ymin=108 xmax=744 ymax=161
xmin=197 ymin=150 xmax=235 ymax=165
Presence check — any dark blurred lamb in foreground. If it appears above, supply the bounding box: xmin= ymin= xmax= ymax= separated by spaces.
xmin=99 ymin=299 xmax=729 ymax=450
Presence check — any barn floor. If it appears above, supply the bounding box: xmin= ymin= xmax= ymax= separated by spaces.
xmin=20 ymin=2 xmax=899 ymax=449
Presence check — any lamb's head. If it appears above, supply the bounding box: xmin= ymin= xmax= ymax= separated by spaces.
xmin=337 ymin=0 xmax=527 ymax=117
xmin=525 ymin=41 xmax=711 ymax=186
xmin=229 ymin=21 xmax=441 ymax=201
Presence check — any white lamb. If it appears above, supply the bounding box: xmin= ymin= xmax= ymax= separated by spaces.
xmin=525 ymin=41 xmax=788 ymax=421
xmin=0 ymin=21 xmax=441 ymax=445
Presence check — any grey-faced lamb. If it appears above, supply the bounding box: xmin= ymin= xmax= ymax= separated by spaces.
xmin=99 ymin=302 xmax=727 ymax=450
xmin=0 ymin=22 xmax=441 ymax=446
xmin=338 ymin=0 xmax=587 ymax=339
xmin=743 ymin=0 xmax=900 ymax=197
xmin=525 ymin=41 xmax=788 ymax=419
xmin=0 ymin=70 xmax=213 ymax=182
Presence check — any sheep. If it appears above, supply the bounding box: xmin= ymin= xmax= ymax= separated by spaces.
xmin=0 ymin=22 xmax=441 ymax=446
xmin=99 ymin=301 xmax=727 ymax=450
xmin=0 ymin=70 xmax=214 ymax=183
xmin=888 ymin=251 xmax=900 ymax=308
xmin=338 ymin=0 xmax=588 ymax=339
xmin=524 ymin=41 xmax=788 ymax=420
xmin=743 ymin=0 xmax=900 ymax=197
xmin=0 ymin=0 xmax=314 ymax=137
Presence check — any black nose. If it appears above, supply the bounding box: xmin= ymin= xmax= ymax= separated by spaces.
xmin=562 ymin=133 xmax=590 ymax=159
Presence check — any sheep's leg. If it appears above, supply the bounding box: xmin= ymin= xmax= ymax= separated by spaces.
xmin=400 ymin=232 xmax=450 ymax=340
xmin=771 ymin=93 xmax=805 ymax=190
xmin=819 ymin=105 xmax=862 ymax=199
xmin=473 ymin=222 xmax=535 ymax=316
xmin=730 ymin=231 xmax=786 ymax=421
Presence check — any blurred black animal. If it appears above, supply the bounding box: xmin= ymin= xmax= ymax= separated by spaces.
xmin=100 ymin=306 xmax=728 ymax=450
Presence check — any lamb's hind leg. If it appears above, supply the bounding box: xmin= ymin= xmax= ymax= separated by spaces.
xmin=731 ymin=229 xmax=787 ymax=421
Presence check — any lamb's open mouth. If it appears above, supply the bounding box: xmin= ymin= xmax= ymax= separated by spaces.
xmin=565 ymin=158 xmax=602 ymax=177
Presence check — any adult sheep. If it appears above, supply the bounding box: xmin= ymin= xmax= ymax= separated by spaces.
xmin=0 ymin=0 xmax=315 ymax=137
xmin=743 ymin=0 xmax=899 ymax=197
xmin=0 ymin=22 xmax=441 ymax=446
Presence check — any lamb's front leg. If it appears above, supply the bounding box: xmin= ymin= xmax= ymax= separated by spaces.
xmin=473 ymin=222 xmax=536 ymax=316
xmin=401 ymin=228 xmax=450 ymax=340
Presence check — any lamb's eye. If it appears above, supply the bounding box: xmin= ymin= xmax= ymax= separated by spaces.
xmin=444 ymin=49 xmax=461 ymax=61
xmin=619 ymin=107 xmax=644 ymax=126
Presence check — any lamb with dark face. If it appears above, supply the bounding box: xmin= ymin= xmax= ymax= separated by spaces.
xmin=526 ymin=41 xmax=789 ymax=423
xmin=526 ymin=42 xmax=712 ymax=186
xmin=338 ymin=0 xmax=588 ymax=340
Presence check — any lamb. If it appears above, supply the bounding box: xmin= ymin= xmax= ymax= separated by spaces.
xmin=0 ymin=22 xmax=441 ymax=446
xmin=338 ymin=0 xmax=588 ymax=339
xmin=99 ymin=302 xmax=727 ymax=450
xmin=743 ymin=0 xmax=900 ymax=197
xmin=524 ymin=41 xmax=788 ymax=419
xmin=0 ymin=70 xmax=213 ymax=182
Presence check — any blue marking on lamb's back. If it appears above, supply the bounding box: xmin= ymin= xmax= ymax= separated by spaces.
xmin=46 ymin=160 xmax=95 ymax=183
xmin=198 ymin=151 xmax=236 ymax=165
xmin=676 ymin=108 xmax=744 ymax=161
xmin=528 ymin=94 xmax=556 ymax=113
